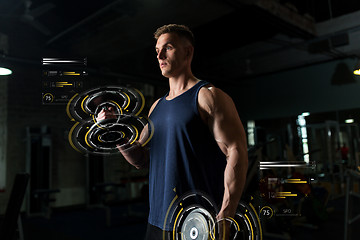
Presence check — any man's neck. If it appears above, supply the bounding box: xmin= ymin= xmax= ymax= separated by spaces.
xmin=167 ymin=74 xmax=200 ymax=99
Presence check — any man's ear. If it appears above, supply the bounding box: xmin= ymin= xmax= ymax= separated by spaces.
xmin=186 ymin=45 xmax=194 ymax=59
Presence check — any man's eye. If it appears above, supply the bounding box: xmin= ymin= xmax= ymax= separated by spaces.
xmin=166 ymin=46 xmax=172 ymax=50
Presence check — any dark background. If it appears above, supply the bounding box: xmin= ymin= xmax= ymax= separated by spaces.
xmin=1 ymin=0 xmax=360 ymax=239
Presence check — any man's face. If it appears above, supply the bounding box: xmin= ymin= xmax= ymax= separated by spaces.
xmin=155 ymin=32 xmax=190 ymax=78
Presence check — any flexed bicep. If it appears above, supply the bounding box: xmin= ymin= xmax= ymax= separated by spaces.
xmin=199 ymin=87 xmax=246 ymax=157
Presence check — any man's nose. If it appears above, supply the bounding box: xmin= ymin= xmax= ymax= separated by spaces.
xmin=157 ymin=49 xmax=166 ymax=60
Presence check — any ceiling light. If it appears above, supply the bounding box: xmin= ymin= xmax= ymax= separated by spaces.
xmin=0 ymin=67 xmax=12 ymax=76
xmin=301 ymin=112 xmax=310 ymax=117
xmin=345 ymin=119 xmax=354 ymax=124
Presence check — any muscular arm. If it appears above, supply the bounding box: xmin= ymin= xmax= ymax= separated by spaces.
xmin=118 ymin=99 xmax=160 ymax=169
xmin=198 ymin=87 xmax=248 ymax=220
xmin=117 ymin=141 xmax=149 ymax=169
xmin=97 ymin=99 xmax=160 ymax=169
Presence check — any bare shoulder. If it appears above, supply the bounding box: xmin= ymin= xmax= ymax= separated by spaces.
xmin=148 ymin=98 xmax=161 ymax=117
xmin=198 ymin=85 xmax=234 ymax=114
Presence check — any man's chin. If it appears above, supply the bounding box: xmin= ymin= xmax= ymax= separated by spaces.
xmin=161 ymin=70 xmax=172 ymax=78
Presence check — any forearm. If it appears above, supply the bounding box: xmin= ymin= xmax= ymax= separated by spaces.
xmin=218 ymin=146 xmax=248 ymax=219
xmin=117 ymin=142 xmax=150 ymax=169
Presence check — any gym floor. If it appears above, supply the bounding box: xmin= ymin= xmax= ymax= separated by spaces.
xmin=20 ymin=196 xmax=360 ymax=240
xmin=22 ymin=202 xmax=149 ymax=240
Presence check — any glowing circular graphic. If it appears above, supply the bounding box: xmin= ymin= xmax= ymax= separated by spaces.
xmin=42 ymin=93 xmax=54 ymax=104
xmin=181 ymin=208 xmax=210 ymax=240
xmin=164 ymin=192 xmax=262 ymax=240
xmin=66 ymin=86 xmax=153 ymax=155
xmin=259 ymin=206 xmax=274 ymax=219
xmin=230 ymin=201 xmax=262 ymax=240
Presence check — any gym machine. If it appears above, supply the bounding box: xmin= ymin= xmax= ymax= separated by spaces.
xmin=25 ymin=126 xmax=59 ymax=218
xmin=307 ymin=121 xmax=344 ymax=198
xmin=0 ymin=173 xmax=30 ymax=240
xmin=344 ymin=169 xmax=360 ymax=240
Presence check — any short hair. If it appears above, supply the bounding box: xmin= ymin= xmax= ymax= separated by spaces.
xmin=154 ymin=24 xmax=195 ymax=46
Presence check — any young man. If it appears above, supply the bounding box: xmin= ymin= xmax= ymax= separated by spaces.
xmin=98 ymin=24 xmax=248 ymax=240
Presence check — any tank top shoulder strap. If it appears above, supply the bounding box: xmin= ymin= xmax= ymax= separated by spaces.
xmin=190 ymin=80 xmax=210 ymax=112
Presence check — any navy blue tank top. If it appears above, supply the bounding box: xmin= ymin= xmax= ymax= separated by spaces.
xmin=148 ymin=80 xmax=227 ymax=230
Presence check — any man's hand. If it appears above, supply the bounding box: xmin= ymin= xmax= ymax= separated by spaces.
xmin=216 ymin=214 xmax=231 ymax=240
xmin=95 ymin=106 xmax=149 ymax=169
xmin=96 ymin=107 xmax=117 ymax=121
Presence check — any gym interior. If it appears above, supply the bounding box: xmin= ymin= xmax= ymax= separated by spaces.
xmin=1 ymin=0 xmax=360 ymax=239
